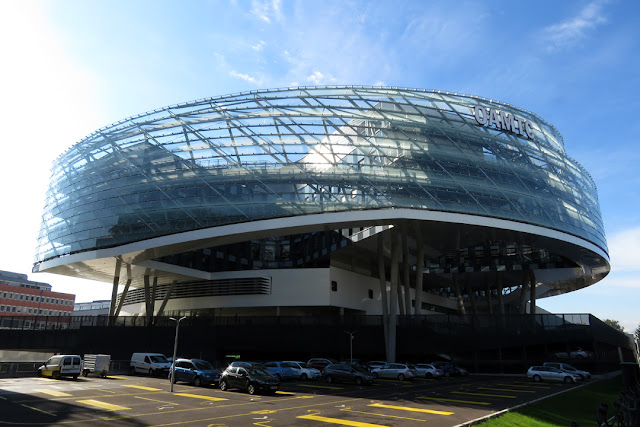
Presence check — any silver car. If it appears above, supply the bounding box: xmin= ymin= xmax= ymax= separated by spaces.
xmin=371 ymin=363 xmax=416 ymax=381
xmin=527 ymin=366 xmax=581 ymax=383
xmin=413 ymin=363 xmax=444 ymax=379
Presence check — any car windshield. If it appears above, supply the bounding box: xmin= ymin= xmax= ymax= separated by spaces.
xmin=563 ymin=366 xmax=576 ymax=372
xmin=194 ymin=360 xmax=214 ymax=370
xmin=150 ymin=355 xmax=168 ymax=363
xmin=248 ymin=367 xmax=270 ymax=376
xmin=352 ymin=365 xmax=368 ymax=373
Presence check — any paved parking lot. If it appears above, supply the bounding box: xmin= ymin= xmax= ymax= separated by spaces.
xmin=0 ymin=374 xmax=578 ymax=426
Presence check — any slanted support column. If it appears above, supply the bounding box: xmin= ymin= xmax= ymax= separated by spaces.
xmin=402 ymin=232 xmax=411 ymax=315
xmin=529 ymin=270 xmax=536 ymax=315
xmin=156 ymin=280 xmax=177 ymax=318
xmin=519 ymin=270 xmax=531 ymax=314
xmin=485 ymin=273 xmax=493 ymax=314
xmin=143 ymin=271 xmax=155 ymax=325
xmin=108 ymin=258 xmax=122 ymax=325
xmin=112 ymin=263 xmax=132 ymax=319
xmin=378 ymin=235 xmax=389 ymax=352
xmin=388 ymin=232 xmax=400 ymax=363
xmin=453 ymin=274 xmax=466 ymax=314
xmin=497 ymin=273 xmax=505 ymax=314
xmin=414 ymin=233 xmax=425 ymax=315
xmin=465 ymin=275 xmax=477 ymax=314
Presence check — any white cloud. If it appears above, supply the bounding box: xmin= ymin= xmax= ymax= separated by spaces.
xmin=250 ymin=0 xmax=283 ymax=24
xmin=608 ymin=226 xmax=640 ymax=274
xmin=307 ymin=71 xmax=337 ymax=86
xmin=252 ymin=40 xmax=266 ymax=51
xmin=541 ymin=0 xmax=608 ymax=53
xmin=229 ymin=70 xmax=260 ymax=85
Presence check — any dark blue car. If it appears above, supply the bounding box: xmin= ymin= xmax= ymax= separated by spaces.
xmin=169 ymin=358 xmax=220 ymax=387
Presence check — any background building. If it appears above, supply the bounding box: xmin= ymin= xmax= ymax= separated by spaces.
xmin=0 ymin=270 xmax=75 ymax=329
xmin=33 ymin=86 xmax=610 ymax=360
xmin=73 ymin=300 xmax=110 ymax=316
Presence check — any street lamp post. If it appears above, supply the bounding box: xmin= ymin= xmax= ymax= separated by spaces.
xmin=169 ymin=316 xmax=187 ymax=392
xmin=344 ymin=330 xmax=357 ymax=364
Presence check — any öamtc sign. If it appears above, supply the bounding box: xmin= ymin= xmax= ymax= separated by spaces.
xmin=473 ymin=105 xmax=535 ymax=139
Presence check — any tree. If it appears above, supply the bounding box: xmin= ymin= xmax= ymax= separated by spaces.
xmin=604 ymin=319 xmax=624 ymax=332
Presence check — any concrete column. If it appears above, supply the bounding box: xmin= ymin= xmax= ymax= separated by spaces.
xmin=414 ymin=243 xmax=425 ymax=315
xmin=156 ymin=280 xmax=177 ymax=318
xmin=465 ymin=275 xmax=477 ymax=314
xmin=108 ymin=258 xmax=122 ymax=319
xmin=484 ymin=273 xmax=493 ymax=314
xmin=402 ymin=232 xmax=411 ymax=315
xmin=397 ymin=278 xmax=405 ymax=316
xmin=453 ymin=274 xmax=466 ymax=314
xmin=377 ymin=235 xmax=389 ymax=350
xmin=497 ymin=273 xmax=505 ymax=314
xmin=518 ymin=270 xmax=530 ymax=314
xmin=388 ymin=233 xmax=400 ymax=363
xmin=529 ymin=270 xmax=536 ymax=315
xmin=112 ymin=263 xmax=132 ymax=319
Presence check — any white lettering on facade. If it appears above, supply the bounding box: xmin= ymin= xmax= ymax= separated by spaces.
xmin=472 ymin=105 xmax=534 ymax=139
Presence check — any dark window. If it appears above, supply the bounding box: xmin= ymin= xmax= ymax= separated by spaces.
xmin=368 ymin=289 xmax=373 ymax=299
xmin=331 ymin=281 xmax=337 ymax=292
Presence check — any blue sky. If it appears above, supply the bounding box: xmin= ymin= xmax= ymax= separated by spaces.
xmin=1 ymin=0 xmax=638 ymax=331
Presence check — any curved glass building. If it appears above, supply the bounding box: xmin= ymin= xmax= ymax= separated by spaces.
xmin=34 ymin=86 xmax=609 ymax=326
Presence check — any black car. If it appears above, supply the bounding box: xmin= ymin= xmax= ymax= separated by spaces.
xmin=219 ymin=365 xmax=280 ymax=395
xmin=322 ymin=364 xmax=375 ymax=385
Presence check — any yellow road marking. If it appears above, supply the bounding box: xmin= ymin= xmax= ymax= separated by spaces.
xmin=417 ymin=396 xmax=490 ymax=405
xmin=35 ymin=378 xmax=57 ymax=382
xmin=452 ymin=391 xmax=516 ymax=399
xmin=342 ymin=408 xmax=426 ymax=422
xmin=122 ymin=385 xmax=162 ymax=391
xmin=107 ymin=376 xmax=127 ymax=380
xmin=135 ymin=396 xmax=178 ymax=405
xmin=21 ymin=404 xmax=56 ymax=416
xmin=34 ymin=388 xmax=72 ymax=397
xmin=275 ymin=391 xmax=295 ymax=395
xmin=298 ymin=413 xmax=389 ymax=426
xmin=296 ymin=383 xmax=343 ymax=390
xmin=369 ymin=403 xmax=453 ymax=415
xmin=174 ymin=393 xmax=228 ymax=402
xmin=479 ymin=387 xmax=535 ymax=393
xmin=77 ymin=399 xmax=131 ymax=411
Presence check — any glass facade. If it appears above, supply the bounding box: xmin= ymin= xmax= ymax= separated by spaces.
xmin=35 ymin=86 xmax=606 ymax=265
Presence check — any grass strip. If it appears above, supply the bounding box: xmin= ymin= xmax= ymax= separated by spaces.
xmin=475 ymin=375 xmax=623 ymax=427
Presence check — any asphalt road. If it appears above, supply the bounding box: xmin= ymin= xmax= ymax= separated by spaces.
xmin=0 ymin=373 xmax=579 ymax=426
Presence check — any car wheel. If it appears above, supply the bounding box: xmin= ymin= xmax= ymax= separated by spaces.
xmin=148 ymin=368 xmax=154 ymax=376
xmin=52 ymin=371 xmax=60 ymax=379
xmin=372 ymin=372 xmax=378 ymax=379
xmin=83 ymin=370 xmax=89 ymax=377
xmin=130 ymin=366 xmax=136 ymax=375
xmin=398 ymin=374 xmax=405 ymax=381
xmin=564 ymin=376 xmax=574 ymax=384
xmin=426 ymin=373 xmax=433 ymax=379
xmin=355 ymin=377 xmax=363 ymax=385
xmin=219 ymin=380 xmax=228 ymax=391
xmin=533 ymin=375 xmax=541 ymax=382
xmin=72 ymin=375 xmax=79 ymax=380
xmin=247 ymin=384 xmax=256 ymax=395
xmin=326 ymin=375 xmax=333 ymax=384
xmin=193 ymin=377 xmax=202 ymax=387
xmin=301 ymin=373 xmax=308 ymax=380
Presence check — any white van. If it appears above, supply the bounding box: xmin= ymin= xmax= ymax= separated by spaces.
xmin=38 ymin=355 xmax=82 ymax=379
xmin=130 ymin=353 xmax=171 ymax=376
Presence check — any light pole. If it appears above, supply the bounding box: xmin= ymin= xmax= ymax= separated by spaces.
xmin=169 ymin=316 xmax=187 ymax=392
xmin=344 ymin=330 xmax=357 ymax=364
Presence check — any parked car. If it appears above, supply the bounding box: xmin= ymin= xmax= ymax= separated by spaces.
xmin=339 ymin=359 xmax=371 ymax=371
xmin=370 ymin=363 xmax=416 ymax=381
xmin=82 ymin=354 xmax=110 ymax=378
xmin=169 ymin=358 xmax=221 ymax=387
xmin=262 ymin=361 xmax=297 ymax=379
xmin=228 ymin=361 xmax=266 ymax=369
xmin=431 ymin=361 xmax=468 ymax=376
xmin=322 ymin=364 xmax=375 ymax=385
xmin=219 ymin=365 xmax=280 ymax=395
xmin=38 ymin=355 xmax=82 ymax=379
xmin=130 ymin=353 xmax=172 ymax=376
xmin=554 ymin=347 xmax=593 ymax=359
xmin=413 ymin=363 xmax=443 ymax=379
xmin=307 ymin=358 xmax=337 ymax=371
xmin=527 ymin=366 xmax=581 ymax=383
xmin=282 ymin=361 xmax=322 ymax=380
xmin=543 ymin=362 xmax=591 ymax=380
xmin=367 ymin=361 xmax=387 ymax=369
